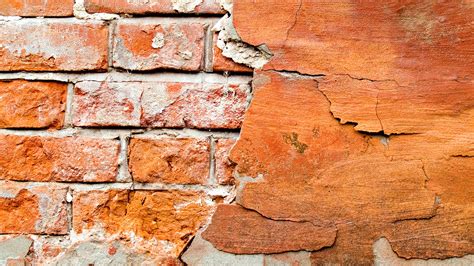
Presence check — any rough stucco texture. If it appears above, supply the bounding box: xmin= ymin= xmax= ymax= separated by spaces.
xmin=196 ymin=1 xmax=474 ymax=265
xmin=0 ymin=0 xmax=473 ymax=265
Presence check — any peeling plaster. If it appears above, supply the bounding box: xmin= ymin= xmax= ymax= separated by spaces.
xmin=213 ymin=14 xmax=272 ymax=69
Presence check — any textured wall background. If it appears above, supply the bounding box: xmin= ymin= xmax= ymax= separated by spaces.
xmin=0 ymin=0 xmax=250 ymax=264
xmin=0 ymin=1 xmax=473 ymax=265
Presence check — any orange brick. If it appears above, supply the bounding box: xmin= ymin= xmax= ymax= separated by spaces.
xmin=0 ymin=20 xmax=108 ymax=71
xmin=85 ymin=0 xmax=225 ymax=14
xmin=0 ymin=80 xmax=66 ymax=129
xmin=113 ymin=20 xmax=205 ymax=71
xmin=0 ymin=135 xmax=120 ymax=182
xmin=0 ymin=182 xmax=67 ymax=234
xmin=0 ymin=0 xmax=74 ymax=16
xmin=128 ymin=138 xmax=210 ymax=184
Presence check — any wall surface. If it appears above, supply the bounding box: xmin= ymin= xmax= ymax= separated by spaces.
xmin=0 ymin=0 xmax=473 ymax=265
xmin=0 ymin=0 xmax=251 ymax=264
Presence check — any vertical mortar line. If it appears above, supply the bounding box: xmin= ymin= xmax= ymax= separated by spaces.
xmin=209 ymin=135 xmax=217 ymax=185
xmin=64 ymin=83 xmax=75 ymax=128
xmin=107 ymin=19 xmax=117 ymax=71
xmin=118 ymin=133 xmax=133 ymax=184
xmin=203 ymin=22 xmax=214 ymax=72
xmin=66 ymin=186 xmax=73 ymax=234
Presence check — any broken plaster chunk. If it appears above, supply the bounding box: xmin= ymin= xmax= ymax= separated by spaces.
xmin=213 ymin=14 xmax=272 ymax=69
xmin=171 ymin=0 xmax=203 ymax=13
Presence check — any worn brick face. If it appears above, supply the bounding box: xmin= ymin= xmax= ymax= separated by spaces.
xmin=0 ymin=0 xmax=74 ymax=16
xmin=73 ymin=189 xmax=210 ymax=256
xmin=0 ymin=135 xmax=120 ymax=182
xmin=85 ymin=0 xmax=225 ymax=14
xmin=0 ymin=80 xmax=66 ymax=129
xmin=0 ymin=20 xmax=108 ymax=71
xmin=73 ymin=80 xmax=250 ymax=129
xmin=0 ymin=183 xmax=67 ymax=234
xmin=113 ymin=20 xmax=205 ymax=71
xmin=128 ymin=138 xmax=210 ymax=184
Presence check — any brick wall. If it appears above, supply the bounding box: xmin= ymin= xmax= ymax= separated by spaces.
xmin=0 ymin=1 xmax=251 ymax=264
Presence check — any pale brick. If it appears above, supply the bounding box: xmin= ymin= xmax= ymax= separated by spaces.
xmin=0 ymin=19 xmax=108 ymax=71
xmin=0 ymin=0 xmax=74 ymax=16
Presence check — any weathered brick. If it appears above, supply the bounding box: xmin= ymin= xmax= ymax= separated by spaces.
xmin=0 ymin=80 xmax=66 ymax=129
xmin=113 ymin=20 xmax=205 ymax=71
xmin=0 ymin=135 xmax=119 ymax=182
xmin=212 ymin=33 xmax=253 ymax=73
xmin=0 ymin=19 xmax=108 ymax=71
xmin=85 ymin=0 xmax=225 ymax=14
xmin=73 ymin=189 xmax=210 ymax=256
xmin=73 ymin=80 xmax=250 ymax=129
xmin=214 ymin=138 xmax=236 ymax=185
xmin=128 ymin=138 xmax=210 ymax=184
xmin=0 ymin=0 xmax=74 ymax=16
xmin=73 ymin=81 xmax=142 ymax=127
xmin=0 ymin=182 xmax=67 ymax=234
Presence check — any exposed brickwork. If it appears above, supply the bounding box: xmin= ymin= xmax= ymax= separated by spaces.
xmin=0 ymin=0 xmax=74 ymax=17
xmin=0 ymin=0 xmax=245 ymax=264
xmin=0 ymin=80 xmax=66 ymax=129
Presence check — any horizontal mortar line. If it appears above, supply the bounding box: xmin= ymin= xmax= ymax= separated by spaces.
xmin=0 ymin=16 xmax=222 ymax=23
xmin=0 ymin=127 xmax=241 ymax=139
xmin=0 ymin=71 xmax=253 ymax=83
xmin=0 ymin=180 xmax=234 ymax=193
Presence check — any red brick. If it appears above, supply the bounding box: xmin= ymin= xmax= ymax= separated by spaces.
xmin=113 ymin=20 xmax=205 ymax=71
xmin=0 ymin=135 xmax=120 ymax=182
xmin=72 ymin=80 xmax=250 ymax=129
xmin=0 ymin=80 xmax=66 ymax=129
xmin=212 ymin=32 xmax=253 ymax=73
xmin=128 ymin=138 xmax=210 ymax=184
xmin=0 ymin=182 xmax=67 ymax=234
xmin=0 ymin=0 xmax=74 ymax=16
xmin=85 ymin=0 xmax=225 ymax=14
xmin=0 ymin=20 xmax=108 ymax=72
xmin=214 ymin=138 xmax=236 ymax=185
xmin=73 ymin=189 xmax=210 ymax=256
